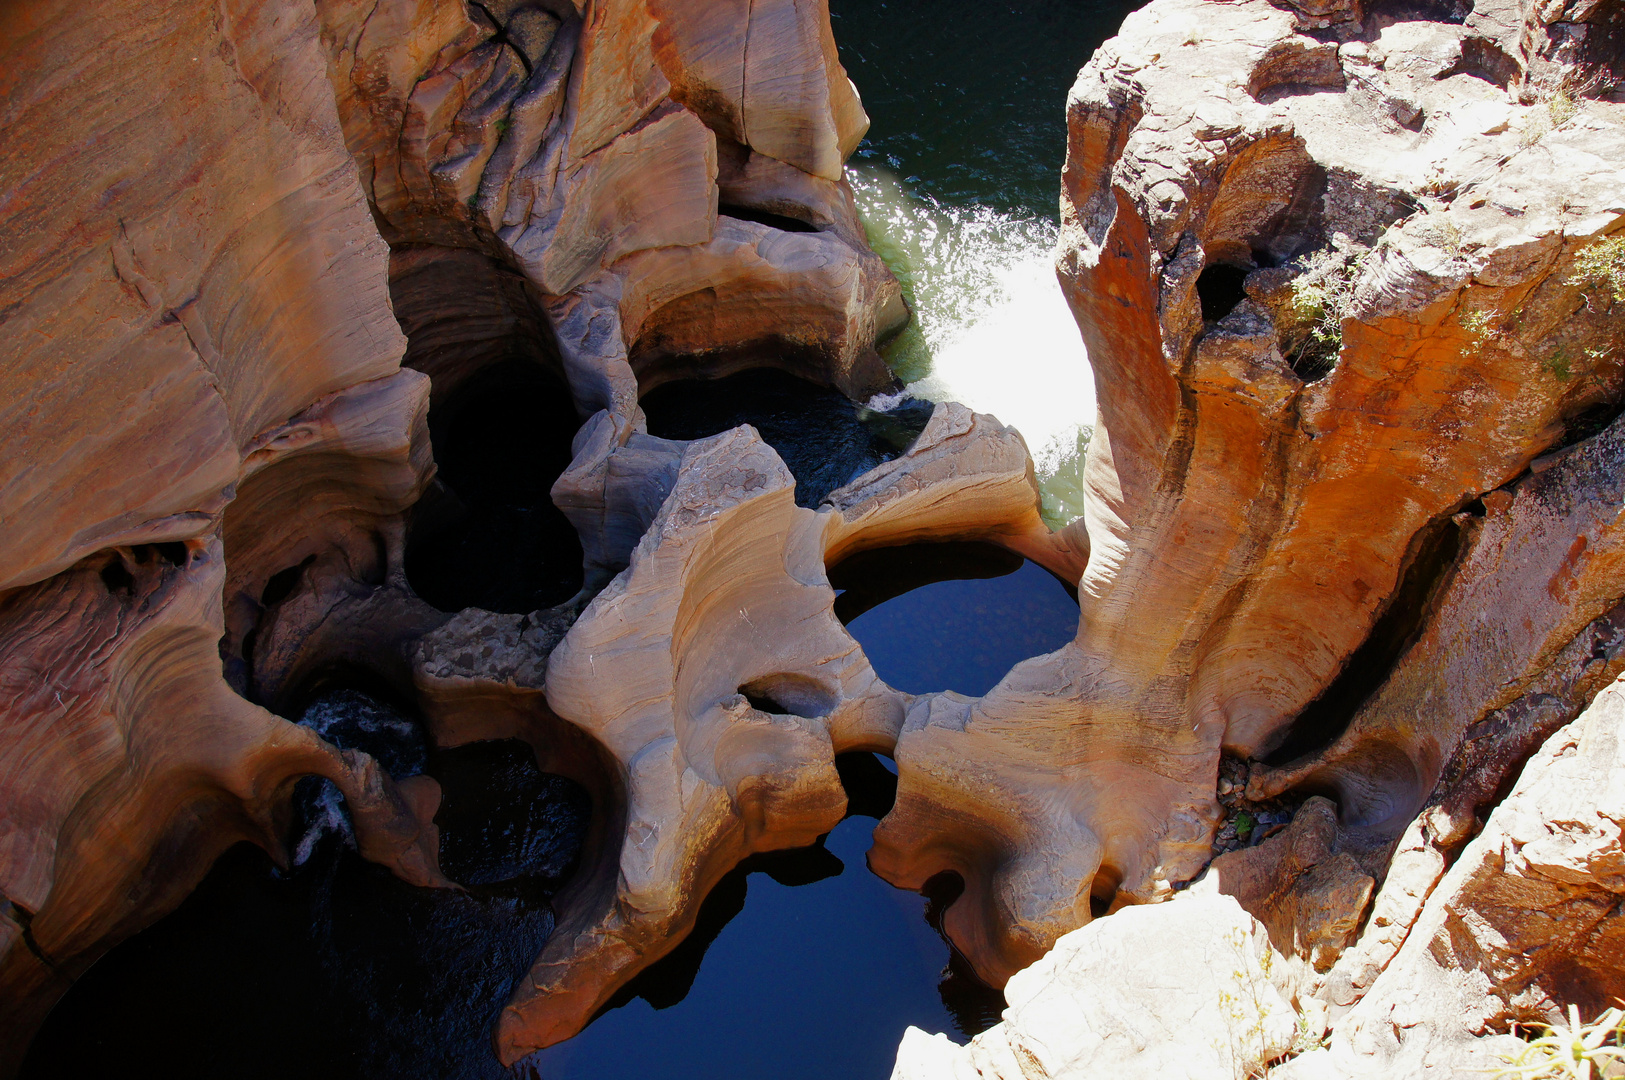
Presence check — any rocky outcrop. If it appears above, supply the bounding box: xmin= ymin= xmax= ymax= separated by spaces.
xmin=869 ymin=0 xmax=1625 ymax=989
xmin=0 ymin=0 xmax=407 ymax=595
xmin=496 ymin=402 xmax=1085 ymax=1060
xmin=0 ymin=0 xmax=445 ymax=1064
xmin=1280 ymin=670 xmax=1625 ymax=1078
xmin=0 ymin=541 xmax=447 ymax=1063
xmin=891 ymin=893 xmax=1300 ymax=1080
xmin=0 ymin=0 xmax=911 ymax=1064
xmin=5 ymin=0 xmax=1624 ymax=1071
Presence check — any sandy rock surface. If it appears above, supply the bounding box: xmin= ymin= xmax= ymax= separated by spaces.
xmin=891 ymin=893 xmax=1299 ymax=1080
xmin=871 ymin=0 xmax=1625 ymax=989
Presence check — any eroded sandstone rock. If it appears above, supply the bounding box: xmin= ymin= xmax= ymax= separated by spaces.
xmin=0 ymin=542 xmax=447 ymax=1068
xmin=1281 ymin=671 xmax=1625 ymax=1078
xmin=1 ymin=0 xmax=912 ymax=1061
xmin=890 ymin=893 xmax=1299 ymax=1080
xmin=870 ymin=0 xmax=1625 ymax=989
xmin=495 ymin=401 xmax=1079 ymax=1059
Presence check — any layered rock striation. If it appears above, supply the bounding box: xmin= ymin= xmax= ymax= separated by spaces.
xmin=871 ymin=0 xmax=1625 ymax=996
xmin=5 ymin=0 xmax=1625 ymax=1073
xmin=0 ymin=0 xmax=919 ymax=1065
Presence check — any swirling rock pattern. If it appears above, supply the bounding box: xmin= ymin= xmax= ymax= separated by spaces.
xmin=4 ymin=0 xmax=1625 ymax=1071
xmin=0 ymin=0 xmax=908 ymax=1062
xmin=869 ymin=0 xmax=1625 ymax=991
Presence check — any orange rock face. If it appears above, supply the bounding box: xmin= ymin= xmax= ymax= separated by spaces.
xmin=867 ymin=0 xmax=1625 ymax=989
xmin=5 ymin=0 xmax=1624 ymax=1070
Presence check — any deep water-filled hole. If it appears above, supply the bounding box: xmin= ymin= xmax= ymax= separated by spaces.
xmin=20 ymin=687 xmax=591 ymax=1080
xmin=639 ymin=367 xmax=934 ymax=508
xmin=1197 ymin=262 xmax=1251 ymax=322
xmin=405 ymin=358 xmax=584 ymax=614
xmin=518 ymin=753 xmax=1005 ymax=1080
xmin=831 ymin=541 xmax=1080 ymax=696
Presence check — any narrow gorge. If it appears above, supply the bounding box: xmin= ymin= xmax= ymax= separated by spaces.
xmin=1 ymin=0 xmax=1622 ymax=1078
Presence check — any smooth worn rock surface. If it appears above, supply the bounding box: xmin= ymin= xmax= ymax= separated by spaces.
xmin=870 ymin=0 xmax=1625 ymax=988
xmin=0 ymin=0 xmax=453 ymax=1062
xmin=1 ymin=0 xmax=908 ymax=1064
xmin=7 ymin=0 xmax=1625 ymax=1072
xmin=496 ymin=400 xmax=1081 ymax=1059
xmin=890 ymin=893 xmax=1299 ymax=1080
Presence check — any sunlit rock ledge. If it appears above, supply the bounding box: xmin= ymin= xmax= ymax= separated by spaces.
xmin=1 ymin=0 xmax=1623 ymax=1073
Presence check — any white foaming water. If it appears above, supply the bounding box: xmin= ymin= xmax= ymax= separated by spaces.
xmin=849 ymin=166 xmax=1096 ymax=525
xmin=293 ymin=779 xmax=354 ymax=866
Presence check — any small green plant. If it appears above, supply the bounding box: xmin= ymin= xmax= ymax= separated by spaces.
xmin=1570 ymin=235 xmax=1625 ymax=309
xmin=1548 ymin=89 xmax=1579 ymax=127
xmin=495 ymin=116 xmax=512 ymax=137
xmin=1433 ymin=219 xmax=1468 ymax=260
xmin=1494 ymin=1005 xmax=1625 ymax=1079
xmin=1282 ymin=243 xmax=1366 ymax=380
xmin=1213 ymin=927 xmax=1325 ymax=1078
xmin=1462 ymin=309 xmax=1494 ymax=346
xmin=1234 ymin=810 xmax=1256 ymax=843
xmin=1543 ymin=346 xmax=1575 ymax=382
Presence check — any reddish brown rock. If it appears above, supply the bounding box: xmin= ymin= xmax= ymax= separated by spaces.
xmin=0 ymin=0 xmax=406 ymax=595
xmin=0 ymin=542 xmax=446 ymax=1070
xmin=868 ymin=0 xmax=1625 ymax=989
xmin=0 ymin=0 xmax=912 ymax=1067
xmin=496 ymin=402 xmax=1085 ymax=1058
xmin=1211 ymin=797 xmax=1375 ymax=973
xmin=1281 ymin=672 xmax=1625 ymax=1078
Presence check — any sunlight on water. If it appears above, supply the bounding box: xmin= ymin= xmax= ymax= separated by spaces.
xmin=849 ymin=166 xmax=1095 ymax=528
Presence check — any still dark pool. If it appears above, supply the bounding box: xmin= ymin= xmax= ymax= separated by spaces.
xmin=21 ymin=545 xmax=1077 ymax=1080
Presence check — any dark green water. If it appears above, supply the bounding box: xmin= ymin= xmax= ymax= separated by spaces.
xmin=831 ymin=0 xmax=1139 ymax=218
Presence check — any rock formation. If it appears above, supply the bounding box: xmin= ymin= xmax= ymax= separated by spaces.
xmin=4 ymin=0 xmax=1625 ymax=1072
xmin=892 ymin=892 xmax=1301 ymax=1080
xmin=0 ymin=0 xmax=917 ymax=1065
xmin=0 ymin=0 xmax=446 ymax=1062
xmin=497 ymin=403 xmax=1082 ymax=1060
xmin=870 ymin=0 xmax=1625 ymax=995
xmin=1278 ymin=668 xmax=1625 ymax=1075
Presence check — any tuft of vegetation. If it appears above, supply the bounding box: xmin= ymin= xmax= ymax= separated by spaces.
xmin=1214 ymin=928 xmax=1326 ymax=1079
xmin=1570 ymin=235 xmax=1625 ymax=310
xmin=1282 ymin=243 xmax=1366 ymax=381
xmin=1521 ymin=110 xmax=1553 ymax=147
xmin=1234 ymin=810 xmax=1256 ymax=843
xmin=1543 ymin=345 xmax=1575 ymax=383
xmin=1461 ymin=308 xmax=1494 ymax=347
xmin=1494 ymin=1004 xmax=1625 ymax=1079
xmin=495 ymin=116 xmax=512 ymax=137
xmin=1548 ymin=89 xmax=1580 ymax=127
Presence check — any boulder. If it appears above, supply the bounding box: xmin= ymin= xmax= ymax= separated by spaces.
xmin=890 ymin=893 xmax=1300 ymax=1080
xmin=1284 ymin=671 xmax=1625 ymax=1077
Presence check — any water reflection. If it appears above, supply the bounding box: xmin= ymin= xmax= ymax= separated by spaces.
xmin=522 ymin=755 xmax=1003 ymax=1080
xmin=833 ymin=542 xmax=1080 ymax=697
xmin=640 ymin=367 xmax=933 ymax=509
